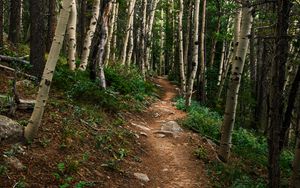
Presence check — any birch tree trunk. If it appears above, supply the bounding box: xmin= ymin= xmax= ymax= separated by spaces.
xmin=25 ymin=0 xmax=73 ymax=141
xmin=178 ymin=0 xmax=186 ymax=97
xmin=67 ymin=0 xmax=77 ymax=71
xmin=105 ymin=0 xmax=117 ymax=66
xmin=145 ymin=0 xmax=159 ymax=71
xmin=121 ymin=0 xmax=136 ymax=65
xmin=94 ymin=1 xmax=112 ymax=89
xmin=111 ymin=3 xmax=119 ymax=63
xmin=209 ymin=1 xmax=221 ymax=68
xmin=217 ymin=11 xmax=242 ymax=100
xmin=218 ymin=4 xmax=253 ymax=162
xmin=198 ymin=0 xmax=207 ymax=102
xmin=79 ymin=0 xmax=101 ymax=70
xmin=217 ymin=41 xmax=226 ymax=86
xmin=185 ymin=0 xmax=200 ymax=107
xmin=159 ymin=8 xmax=164 ymax=75
xmin=140 ymin=0 xmax=147 ymax=78
xmin=126 ymin=18 xmax=134 ymax=66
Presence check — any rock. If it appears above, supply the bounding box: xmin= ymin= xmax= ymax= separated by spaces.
xmin=159 ymin=108 xmax=175 ymax=115
xmin=0 ymin=115 xmax=24 ymax=143
xmin=162 ymin=168 xmax=169 ymax=172
xmin=154 ymin=113 xmax=160 ymax=118
xmin=131 ymin=122 xmax=151 ymax=132
xmin=161 ymin=121 xmax=183 ymax=133
xmin=134 ymin=173 xmax=150 ymax=182
xmin=140 ymin=132 xmax=148 ymax=137
xmin=153 ymin=131 xmax=176 ymax=138
xmin=155 ymin=134 xmax=166 ymax=138
xmin=4 ymin=156 xmax=26 ymax=171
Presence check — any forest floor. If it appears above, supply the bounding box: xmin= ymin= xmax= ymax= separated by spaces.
xmin=0 ymin=70 xmax=214 ymax=187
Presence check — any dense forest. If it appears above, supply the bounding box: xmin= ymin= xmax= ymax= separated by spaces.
xmin=0 ymin=0 xmax=299 ymax=187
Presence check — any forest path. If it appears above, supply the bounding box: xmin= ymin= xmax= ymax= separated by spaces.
xmin=129 ymin=77 xmax=210 ymax=188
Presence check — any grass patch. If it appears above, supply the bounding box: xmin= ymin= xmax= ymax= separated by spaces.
xmin=176 ymin=98 xmax=293 ymax=187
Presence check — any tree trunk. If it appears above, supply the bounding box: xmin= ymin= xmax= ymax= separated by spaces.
xmin=78 ymin=0 xmax=87 ymax=58
xmin=198 ymin=0 xmax=207 ymax=103
xmin=111 ymin=3 xmax=119 ymax=63
xmin=79 ymin=0 xmax=101 ymax=71
xmin=178 ymin=0 xmax=186 ymax=97
xmin=185 ymin=0 xmax=200 ymax=107
xmin=126 ymin=18 xmax=134 ymax=66
xmin=145 ymin=0 xmax=159 ymax=71
xmin=29 ymin=0 xmax=47 ymax=78
xmin=67 ymin=0 xmax=77 ymax=70
xmin=159 ymin=8 xmax=164 ymax=76
xmin=8 ymin=0 xmax=21 ymax=45
xmin=140 ymin=0 xmax=147 ymax=78
xmin=121 ymin=0 xmax=136 ymax=65
xmin=24 ymin=0 xmax=73 ymax=141
xmin=47 ymin=0 xmax=57 ymax=52
xmin=94 ymin=1 xmax=112 ymax=89
xmin=268 ymin=0 xmax=291 ymax=187
xmin=218 ymin=3 xmax=253 ymax=162
xmin=183 ymin=0 xmax=192 ymax=76
xmin=105 ymin=0 xmax=117 ymax=66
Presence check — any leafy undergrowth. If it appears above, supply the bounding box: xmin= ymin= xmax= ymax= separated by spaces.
xmin=176 ymin=98 xmax=294 ymax=188
xmin=0 ymin=64 xmax=157 ymax=187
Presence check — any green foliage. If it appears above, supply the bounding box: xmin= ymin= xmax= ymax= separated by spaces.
xmin=53 ymin=64 xmax=155 ymax=112
xmin=0 ymin=165 xmax=7 ymax=176
xmin=194 ymin=146 xmax=208 ymax=161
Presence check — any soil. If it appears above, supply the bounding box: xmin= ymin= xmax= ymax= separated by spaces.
xmin=127 ymin=76 xmax=211 ymax=188
xmin=0 ymin=74 xmax=213 ymax=188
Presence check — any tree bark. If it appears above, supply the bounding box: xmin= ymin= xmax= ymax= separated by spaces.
xmin=198 ymin=0 xmax=207 ymax=103
xmin=8 ymin=0 xmax=21 ymax=45
xmin=0 ymin=0 xmax=3 ymax=48
xmin=185 ymin=0 xmax=200 ymax=107
xmin=105 ymin=0 xmax=117 ymax=66
xmin=25 ymin=0 xmax=73 ymax=141
xmin=78 ymin=0 xmax=87 ymax=58
xmin=79 ymin=0 xmax=101 ymax=71
xmin=178 ymin=0 xmax=186 ymax=97
xmin=268 ymin=0 xmax=291 ymax=187
xmin=218 ymin=3 xmax=253 ymax=162
xmin=121 ymin=0 xmax=136 ymax=65
xmin=29 ymin=0 xmax=47 ymax=78
xmin=47 ymin=0 xmax=57 ymax=52
xmin=94 ymin=1 xmax=112 ymax=89
xmin=67 ymin=0 xmax=77 ymax=70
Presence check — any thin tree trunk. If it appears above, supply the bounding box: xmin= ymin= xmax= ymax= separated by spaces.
xmin=145 ymin=0 xmax=159 ymax=71
xmin=79 ymin=0 xmax=101 ymax=70
xmin=140 ymin=0 xmax=147 ymax=78
xmin=111 ymin=3 xmax=119 ymax=62
xmin=25 ymin=0 xmax=73 ymax=141
xmin=121 ymin=0 xmax=136 ymax=65
xmin=126 ymin=18 xmax=134 ymax=67
xmin=178 ymin=0 xmax=186 ymax=97
xmin=268 ymin=0 xmax=291 ymax=187
xmin=105 ymin=0 xmax=117 ymax=66
xmin=94 ymin=1 xmax=112 ymax=89
xmin=185 ymin=0 xmax=200 ymax=107
xmin=183 ymin=0 xmax=192 ymax=75
xmin=217 ymin=41 xmax=226 ymax=86
xmin=218 ymin=3 xmax=253 ymax=162
xmin=78 ymin=0 xmax=87 ymax=57
xmin=159 ymin=8 xmax=164 ymax=76
xmin=67 ymin=0 xmax=77 ymax=70
xmin=198 ymin=0 xmax=207 ymax=103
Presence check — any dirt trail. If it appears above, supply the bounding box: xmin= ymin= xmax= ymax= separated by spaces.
xmin=130 ymin=77 xmax=210 ymax=188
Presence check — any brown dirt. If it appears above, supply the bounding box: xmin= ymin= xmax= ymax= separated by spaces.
xmin=0 ymin=74 xmax=212 ymax=187
xmin=128 ymin=76 xmax=210 ymax=188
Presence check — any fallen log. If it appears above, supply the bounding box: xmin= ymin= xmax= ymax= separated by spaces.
xmin=0 ymin=64 xmax=37 ymax=80
xmin=0 ymin=55 xmax=30 ymax=64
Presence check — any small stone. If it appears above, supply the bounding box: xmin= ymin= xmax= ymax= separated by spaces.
xmin=131 ymin=122 xmax=151 ymax=131
xmin=155 ymin=134 xmax=165 ymax=138
xmin=135 ymin=134 xmax=140 ymax=139
xmin=134 ymin=173 xmax=150 ymax=182
xmin=140 ymin=132 xmax=148 ymax=137
xmin=162 ymin=168 xmax=168 ymax=172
